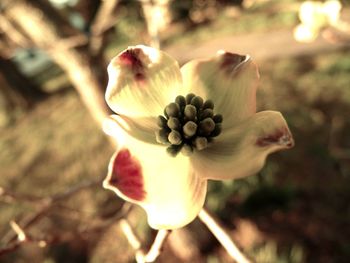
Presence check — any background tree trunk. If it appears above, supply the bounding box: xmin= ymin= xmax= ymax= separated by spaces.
xmin=2 ymin=0 xmax=110 ymax=124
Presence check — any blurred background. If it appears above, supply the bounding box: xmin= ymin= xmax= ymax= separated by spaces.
xmin=0 ymin=0 xmax=350 ymax=262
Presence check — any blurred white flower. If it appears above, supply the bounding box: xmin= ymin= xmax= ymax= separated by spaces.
xmin=294 ymin=0 xmax=342 ymax=42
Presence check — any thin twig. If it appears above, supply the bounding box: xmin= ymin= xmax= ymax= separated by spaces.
xmin=120 ymin=218 xmax=170 ymax=263
xmin=143 ymin=229 xmax=170 ymax=262
xmin=0 ymin=186 xmax=43 ymax=203
xmin=141 ymin=0 xmax=160 ymax=49
xmin=120 ymin=218 xmax=144 ymax=262
xmin=0 ymin=238 xmax=27 ymax=257
xmin=9 ymin=221 xmax=26 ymax=242
xmin=90 ymin=0 xmax=119 ymax=36
xmin=1 ymin=179 xmax=102 ymax=245
xmin=89 ymin=0 xmax=120 ymax=54
xmin=141 ymin=0 xmax=172 ymax=49
xmin=1 ymin=221 xmax=42 ymax=257
xmin=198 ymin=208 xmax=252 ymax=263
xmin=0 ymin=202 xmax=132 ymax=257
xmin=0 ymin=13 xmax=32 ymax=48
xmin=120 ymin=218 xmax=142 ymax=250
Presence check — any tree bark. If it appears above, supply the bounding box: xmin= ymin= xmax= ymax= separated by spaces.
xmin=2 ymin=0 xmax=110 ymax=124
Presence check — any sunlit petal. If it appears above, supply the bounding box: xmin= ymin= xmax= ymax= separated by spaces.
xmin=103 ymin=122 xmax=207 ymax=230
xmin=181 ymin=51 xmax=259 ymax=130
xmin=103 ymin=115 xmax=158 ymax=145
xmin=106 ymin=45 xmax=186 ymax=118
xmin=191 ymin=111 xmax=294 ymax=180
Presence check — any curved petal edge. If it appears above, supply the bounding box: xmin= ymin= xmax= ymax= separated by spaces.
xmin=191 ymin=111 xmax=294 ymax=181
xmin=103 ymin=142 xmax=208 ymax=230
xmin=181 ymin=51 xmax=260 ymax=130
xmin=105 ymin=45 xmax=184 ymax=118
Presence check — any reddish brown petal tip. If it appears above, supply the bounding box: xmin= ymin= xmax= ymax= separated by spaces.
xmin=118 ymin=48 xmax=146 ymax=82
xmin=256 ymin=127 xmax=294 ymax=148
xmin=219 ymin=52 xmax=248 ymax=75
xmin=107 ymin=148 xmax=146 ymax=201
xmin=119 ymin=49 xmax=143 ymax=67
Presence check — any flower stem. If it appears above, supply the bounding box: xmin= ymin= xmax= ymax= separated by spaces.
xmin=120 ymin=218 xmax=170 ymax=263
xmin=143 ymin=229 xmax=170 ymax=262
xmin=198 ymin=209 xmax=251 ymax=263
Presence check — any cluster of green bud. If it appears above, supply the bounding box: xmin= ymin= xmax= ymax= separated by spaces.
xmin=156 ymin=93 xmax=223 ymax=157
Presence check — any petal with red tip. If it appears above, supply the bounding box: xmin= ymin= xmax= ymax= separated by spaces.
xmin=181 ymin=51 xmax=259 ymax=129
xmin=105 ymin=148 xmax=146 ymax=202
xmin=106 ymin=45 xmax=186 ymax=118
xmin=103 ymin=117 xmax=207 ymax=230
xmin=191 ymin=111 xmax=294 ymax=181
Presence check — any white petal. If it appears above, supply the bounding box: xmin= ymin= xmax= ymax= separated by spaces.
xmin=191 ymin=111 xmax=294 ymax=181
xmin=103 ymin=120 xmax=207 ymax=230
xmin=106 ymin=45 xmax=186 ymax=118
xmin=103 ymin=115 xmax=158 ymax=145
xmin=181 ymin=51 xmax=259 ymax=130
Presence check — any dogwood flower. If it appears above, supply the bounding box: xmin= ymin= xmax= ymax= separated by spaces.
xmin=294 ymin=0 xmax=342 ymax=42
xmin=102 ymin=45 xmax=294 ymax=230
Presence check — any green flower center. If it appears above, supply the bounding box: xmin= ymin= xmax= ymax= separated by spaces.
xmin=156 ymin=93 xmax=223 ymax=157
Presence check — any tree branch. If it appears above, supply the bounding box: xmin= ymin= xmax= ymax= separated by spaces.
xmin=143 ymin=228 xmax=170 ymax=262
xmin=198 ymin=208 xmax=252 ymax=263
xmin=89 ymin=0 xmax=120 ymax=54
xmin=1 ymin=179 xmax=102 ymax=245
xmin=120 ymin=218 xmax=170 ymax=263
xmin=0 ymin=200 xmax=132 ymax=257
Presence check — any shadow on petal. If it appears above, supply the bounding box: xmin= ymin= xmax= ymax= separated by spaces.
xmin=190 ymin=111 xmax=294 ymax=181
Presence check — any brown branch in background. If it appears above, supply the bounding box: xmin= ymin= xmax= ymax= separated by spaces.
xmin=1 ymin=179 xmax=102 ymax=246
xmin=141 ymin=0 xmax=160 ymax=49
xmin=120 ymin=218 xmax=170 ymax=263
xmin=0 ymin=221 xmax=29 ymax=257
xmin=46 ymin=34 xmax=89 ymax=53
xmin=2 ymin=0 xmax=110 ymax=125
xmin=0 ymin=14 xmax=32 ymax=50
xmin=0 ymin=187 xmax=43 ymax=203
xmin=198 ymin=208 xmax=252 ymax=263
xmin=0 ymin=221 xmax=38 ymax=257
xmin=0 ymin=203 xmax=132 ymax=257
xmin=140 ymin=0 xmax=172 ymax=49
xmin=89 ymin=0 xmax=120 ymax=55
xmin=9 ymin=221 xmax=27 ymax=242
